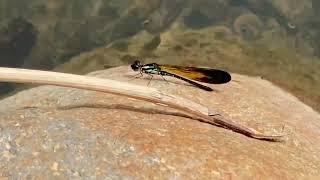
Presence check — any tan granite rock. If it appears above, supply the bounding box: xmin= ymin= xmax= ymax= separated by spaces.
xmin=0 ymin=66 xmax=319 ymax=179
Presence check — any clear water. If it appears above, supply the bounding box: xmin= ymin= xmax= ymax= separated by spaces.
xmin=0 ymin=0 xmax=319 ymax=111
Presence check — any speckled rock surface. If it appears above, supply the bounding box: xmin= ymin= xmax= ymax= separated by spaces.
xmin=0 ymin=66 xmax=319 ymax=179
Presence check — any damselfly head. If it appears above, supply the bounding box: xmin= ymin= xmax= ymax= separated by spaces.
xmin=131 ymin=60 xmax=142 ymax=71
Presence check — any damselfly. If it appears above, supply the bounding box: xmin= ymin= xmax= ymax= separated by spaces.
xmin=131 ymin=60 xmax=231 ymax=91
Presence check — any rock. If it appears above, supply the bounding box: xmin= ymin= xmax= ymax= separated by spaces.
xmin=0 ymin=17 xmax=37 ymax=68
xmin=0 ymin=66 xmax=319 ymax=178
xmin=107 ymin=7 xmax=146 ymax=42
xmin=134 ymin=0 xmax=161 ymax=13
xmin=0 ymin=17 xmax=37 ymax=94
xmin=4 ymin=0 xmax=141 ymax=69
xmin=53 ymin=46 xmax=124 ymax=75
xmin=233 ymin=12 xmax=263 ymax=41
xmin=212 ymin=26 xmax=234 ymax=41
xmin=183 ymin=9 xmax=213 ymax=29
xmin=184 ymin=0 xmax=230 ymax=29
xmin=109 ymin=40 xmax=129 ymax=52
xmin=143 ymin=0 xmax=186 ymax=34
xmin=271 ymin=0 xmax=312 ymax=24
xmin=142 ymin=34 xmax=161 ymax=51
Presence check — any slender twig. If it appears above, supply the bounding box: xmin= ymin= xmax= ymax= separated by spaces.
xmin=0 ymin=67 xmax=284 ymax=141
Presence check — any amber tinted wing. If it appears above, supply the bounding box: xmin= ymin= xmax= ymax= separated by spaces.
xmin=159 ymin=65 xmax=231 ymax=84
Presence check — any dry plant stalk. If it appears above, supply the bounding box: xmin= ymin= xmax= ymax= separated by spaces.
xmin=0 ymin=67 xmax=284 ymax=141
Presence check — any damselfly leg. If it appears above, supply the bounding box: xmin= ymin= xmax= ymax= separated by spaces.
xmin=147 ymin=74 xmax=153 ymax=86
xmin=159 ymin=74 xmax=169 ymax=84
xmin=131 ymin=70 xmax=155 ymax=86
xmin=130 ymin=71 xmax=144 ymax=79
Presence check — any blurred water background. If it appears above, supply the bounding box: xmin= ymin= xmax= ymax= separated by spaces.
xmin=0 ymin=0 xmax=319 ymax=111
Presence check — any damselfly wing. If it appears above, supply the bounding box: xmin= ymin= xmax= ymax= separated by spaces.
xmin=158 ymin=65 xmax=231 ymax=84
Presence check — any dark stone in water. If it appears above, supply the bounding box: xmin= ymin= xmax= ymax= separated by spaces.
xmin=143 ymin=35 xmax=161 ymax=51
xmin=144 ymin=0 xmax=186 ymax=34
xmin=0 ymin=17 xmax=37 ymax=96
xmin=184 ymin=10 xmax=212 ymax=29
xmin=0 ymin=17 xmax=37 ymax=67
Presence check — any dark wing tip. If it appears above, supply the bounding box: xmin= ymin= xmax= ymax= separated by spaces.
xmin=217 ymin=70 xmax=231 ymax=84
xmin=196 ymin=69 xmax=232 ymax=84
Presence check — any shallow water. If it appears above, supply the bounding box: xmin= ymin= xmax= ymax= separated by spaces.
xmin=0 ymin=0 xmax=319 ymax=111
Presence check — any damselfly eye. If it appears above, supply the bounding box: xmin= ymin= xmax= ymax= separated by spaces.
xmin=131 ymin=64 xmax=139 ymax=71
xmin=131 ymin=60 xmax=141 ymax=71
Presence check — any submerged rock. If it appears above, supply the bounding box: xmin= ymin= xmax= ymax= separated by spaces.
xmin=142 ymin=34 xmax=161 ymax=51
xmin=184 ymin=0 xmax=230 ymax=29
xmin=233 ymin=13 xmax=263 ymax=41
xmin=0 ymin=17 xmax=37 ymax=67
xmin=143 ymin=0 xmax=186 ymax=34
xmin=271 ymin=0 xmax=312 ymax=24
xmin=0 ymin=17 xmax=37 ymax=94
